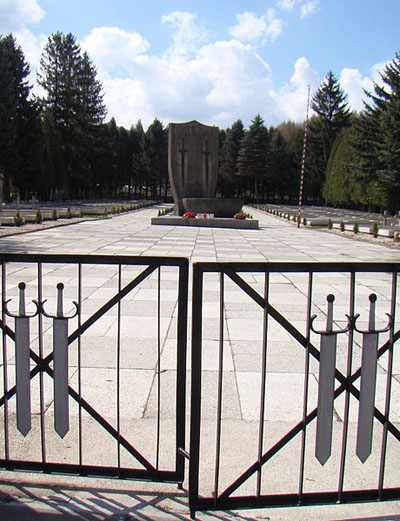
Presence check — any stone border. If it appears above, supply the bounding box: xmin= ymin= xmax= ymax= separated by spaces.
xmin=151 ymin=216 xmax=259 ymax=229
xmin=0 ymin=217 xmax=88 ymax=239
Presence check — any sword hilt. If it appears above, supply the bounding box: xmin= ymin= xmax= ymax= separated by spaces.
xmin=4 ymin=282 xmax=39 ymax=319
xmin=310 ymin=294 xmax=351 ymax=335
xmin=38 ymin=283 xmax=79 ymax=319
xmin=354 ymin=294 xmax=392 ymax=334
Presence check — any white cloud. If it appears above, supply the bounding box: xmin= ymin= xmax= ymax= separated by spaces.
xmin=76 ymin=12 xmax=332 ymax=129
xmin=82 ymin=27 xmax=150 ymax=78
xmin=93 ymin=32 xmax=276 ymax=129
xmin=276 ymin=0 xmax=319 ymax=18
xmin=339 ymin=60 xmax=390 ymax=113
xmin=370 ymin=60 xmax=390 ymax=83
xmin=277 ymin=0 xmax=297 ymax=10
xmin=300 ymin=0 xmax=319 ymax=18
xmin=275 ymin=57 xmax=320 ymax=121
xmin=161 ymin=11 xmax=207 ymax=58
xmin=339 ymin=69 xmax=373 ymax=112
xmin=229 ymin=9 xmax=283 ymax=44
xmin=2 ymin=4 xmax=389 ymax=132
xmin=0 ymin=0 xmax=45 ymax=32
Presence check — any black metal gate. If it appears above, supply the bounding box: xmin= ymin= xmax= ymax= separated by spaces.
xmin=0 ymin=253 xmax=188 ymax=483
xmin=189 ymin=261 xmax=400 ymax=516
xmin=2 ymin=254 xmax=400 ymax=517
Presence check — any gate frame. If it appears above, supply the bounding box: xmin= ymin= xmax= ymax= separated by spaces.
xmin=0 ymin=253 xmax=189 ymax=484
xmin=189 ymin=261 xmax=400 ymax=516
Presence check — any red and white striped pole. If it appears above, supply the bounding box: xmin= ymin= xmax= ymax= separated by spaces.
xmin=298 ymin=85 xmax=311 ymax=229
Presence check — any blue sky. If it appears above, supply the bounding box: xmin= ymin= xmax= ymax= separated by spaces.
xmin=1 ymin=0 xmax=399 ymax=129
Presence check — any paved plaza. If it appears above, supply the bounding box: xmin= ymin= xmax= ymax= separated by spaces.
xmin=0 ymin=204 xmax=399 ymax=520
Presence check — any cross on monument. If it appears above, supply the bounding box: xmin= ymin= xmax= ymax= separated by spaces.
xmin=178 ymin=137 xmax=188 ymax=188
xmin=203 ymin=140 xmax=211 ymax=190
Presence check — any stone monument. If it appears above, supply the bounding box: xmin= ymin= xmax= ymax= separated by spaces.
xmin=168 ymin=120 xmax=243 ymax=217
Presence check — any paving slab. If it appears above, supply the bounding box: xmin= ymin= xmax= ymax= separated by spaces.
xmin=0 ymin=204 xmax=399 ymax=520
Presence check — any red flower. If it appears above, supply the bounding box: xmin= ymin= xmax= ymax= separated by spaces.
xmin=183 ymin=211 xmax=196 ymax=218
xmin=234 ymin=212 xmax=246 ymax=219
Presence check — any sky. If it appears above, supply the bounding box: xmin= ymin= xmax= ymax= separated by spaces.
xmin=1 ymin=0 xmax=399 ymax=130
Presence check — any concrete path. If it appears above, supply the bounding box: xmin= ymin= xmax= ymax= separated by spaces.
xmin=0 ymin=204 xmax=399 ymax=520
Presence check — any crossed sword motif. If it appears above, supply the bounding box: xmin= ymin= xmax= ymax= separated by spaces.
xmin=312 ymin=293 xmax=392 ymax=465
xmin=4 ymin=282 xmax=78 ymax=438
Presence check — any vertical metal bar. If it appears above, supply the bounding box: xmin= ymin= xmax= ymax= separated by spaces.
xmin=176 ymin=260 xmax=188 ymax=483
xmin=298 ymin=271 xmax=313 ymax=501
xmin=2 ymin=261 xmax=9 ymax=460
xmin=213 ymin=271 xmax=225 ymax=504
xmin=77 ymin=263 xmax=83 ymax=471
xmin=116 ymin=264 xmax=122 ymax=474
xmin=378 ymin=271 xmax=397 ymax=497
xmin=189 ymin=264 xmax=203 ymax=514
xmin=38 ymin=262 xmax=46 ymax=464
xmin=338 ymin=271 xmax=356 ymax=499
xmin=156 ymin=265 xmax=161 ymax=471
xmin=256 ymin=271 xmax=270 ymax=498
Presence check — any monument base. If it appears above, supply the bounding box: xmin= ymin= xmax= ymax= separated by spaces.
xmin=151 ymin=216 xmax=259 ymax=229
xmin=182 ymin=198 xmax=244 ymax=218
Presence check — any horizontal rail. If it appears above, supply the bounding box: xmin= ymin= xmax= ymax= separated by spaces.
xmin=0 ymin=253 xmax=188 ymax=267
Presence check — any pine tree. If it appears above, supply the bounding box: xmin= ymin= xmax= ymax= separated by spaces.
xmin=143 ymin=118 xmax=167 ymax=199
xmin=131 ymin=120 xmax=146 ymax=198
xmin=236 ymin=115 xmax=269 ymax=202
xmin=278 ymin=121 xmax=303 ymax=203
xmin=308 ymin=71 xmax=351 ymax=201
xmin=219 ymin=119 xmax=244 ymax=197
xmin=268 ymin=128 xmax=289 ymax=202
xmin=240 ymin=116 xmax=270 ymax=201
xmin=0 ymin=34 xmax=42 ymax=200
xmin=39 ymin=32 xmax=106 ymax=198
xmin=352 ymin=52 xmax=400 ymax=212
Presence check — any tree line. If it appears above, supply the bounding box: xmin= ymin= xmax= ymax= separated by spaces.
xmin=0 ymin=31 xmax=399 ymax=213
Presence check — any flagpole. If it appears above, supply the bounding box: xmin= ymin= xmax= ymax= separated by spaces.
xmin=297 ymin=85 xmax=311 ymax=229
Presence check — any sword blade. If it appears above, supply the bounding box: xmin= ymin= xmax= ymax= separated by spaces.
xmin=15 ymin=317 xmax=31 ymax=436
xmin=54 ymin=318 xmax=69 ymax=438
xmin=316 ymin=333 xmax=337 ymax=465
xmin=356 ymin=332 xmax=378 ymax=462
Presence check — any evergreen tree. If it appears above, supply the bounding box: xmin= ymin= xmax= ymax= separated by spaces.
xmin=352 ymin=52 xmax=400 ymax=212
xmin=268 ymin=128 xmax=290 ymax=202
xmin=39 ymin=32 xmax=106 ymax=198
xmin=131 ymin=120 xmax=146 ymax=199
xmin=308 ymin=71 xmax=351 ymax=201
xmin=116 ymin=125 xmax=133 ymax=197
xmin=219 ymin=119 xmax=244 ymax=197
xmin=278 ymin=121 xmax=303 ymax=203
xmin=236 ymin=115 xmax=269 ymax=202
xmin=143 ymin=118 xmax=167 ymax=199
xmin=0 ymin=34 xmax=42 ymax=200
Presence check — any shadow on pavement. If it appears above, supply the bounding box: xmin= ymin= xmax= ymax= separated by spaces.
xmin=0 ymin=480 xmax=260 ymax=520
